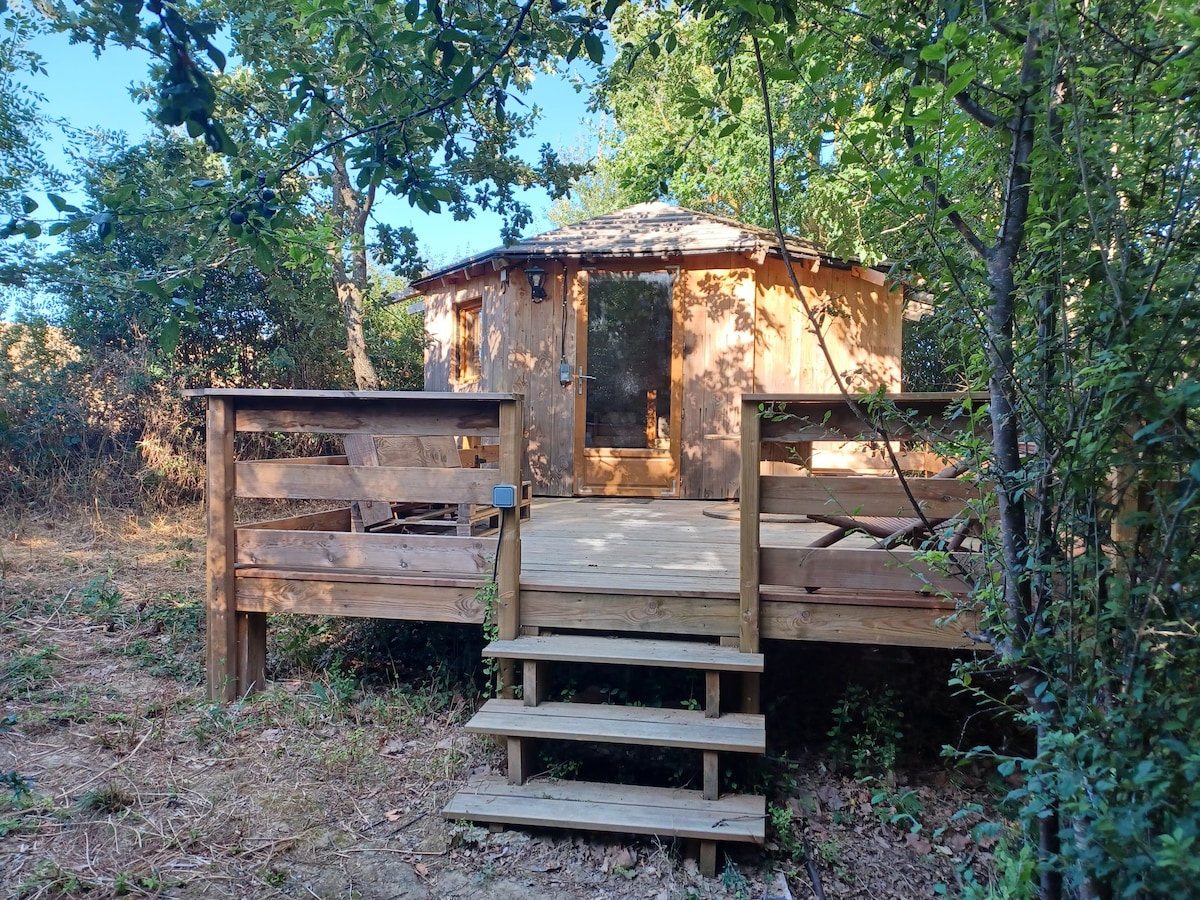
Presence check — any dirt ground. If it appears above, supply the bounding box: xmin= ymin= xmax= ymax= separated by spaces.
xmin=0 ymin=505 xmax=1006 ymax=899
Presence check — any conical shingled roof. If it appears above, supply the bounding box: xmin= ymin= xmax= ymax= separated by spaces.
xmin=411 ymin=202 xmax=837 ymax=287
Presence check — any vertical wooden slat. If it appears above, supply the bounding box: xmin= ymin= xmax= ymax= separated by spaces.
xmin=342 ymin=434 xmax=392 ymax=529
xmin=238 ymin=612 xmax=267 ymax=694
xmin=206 ymin=396 xmax=238 ymax=702
xmin=738 ymin=398 xmax=762 ymax=714
xmin=702 ymin=751 xmax=720 ymax=801
xmin=523 ymin=659 xmax=548 ymax=708
xmin=497 ymin=396 xmax=524 ymax=698
xmin=704 ymin=671 xmax=721 ymax=719
xmin=507 ymin=736 xmax=534 ymax=786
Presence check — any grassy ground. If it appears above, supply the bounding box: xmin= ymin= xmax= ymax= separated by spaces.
xmin=0 ymin=504 xmax=1008 ymax=899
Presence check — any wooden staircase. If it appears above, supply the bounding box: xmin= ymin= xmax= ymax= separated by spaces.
xmin=443 ymin=634 xmax=766 ymax=876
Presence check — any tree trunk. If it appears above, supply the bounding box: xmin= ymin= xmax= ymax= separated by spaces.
xmin=330 ymin=148 xmax=380 ymax=391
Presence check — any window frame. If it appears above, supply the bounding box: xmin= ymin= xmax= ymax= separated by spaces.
xmin=454 ymin=297 xmax=483 ymax=384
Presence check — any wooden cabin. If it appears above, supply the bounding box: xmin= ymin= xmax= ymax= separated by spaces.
xmin=414 ymin=203 xmax=903 ymax=499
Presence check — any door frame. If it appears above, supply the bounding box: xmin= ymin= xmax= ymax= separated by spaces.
xmin=572 ymin=265 xmax=685 ymax=497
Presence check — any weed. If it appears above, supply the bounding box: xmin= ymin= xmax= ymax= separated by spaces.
xmin=0 ymin=814 xmax=36 ymax=836
xmin=79 ymin=573 xmax=125 ymax=629
xmin=184 ymin=702 xmax=253 ymax=749
xmin=261 ymin=866 xmax=288 ymax=887
xmin=81 ymin=783 xmax=133 ymax=814
xmin=817 ymin=836 xmax=840 ymax=865
xmin=951 ymin=831 xmax=1038 ymax=899
xmin=541 ymin=754 xmax=581 ymax=780
xmin=114 ymin=870 xmax=173 ymax=896
xmin=827 ymin=683 xmax=904 ymax=777
xmin=127 ymin=592 xmax=205 ymax=683
xmin=45 ymin=688 xmax=94 ymax=723
xmin=721 ymin=857 xmax=751 ymax=898
xmin=869 ymin=783 xmax=925 ymax=833
xmin=476 ymin=581 xmax=500 ymax=695
xmin=17 ymin=860 xmax=92 ymax=897
xmin=312 ymin=658 xmax=359 ymax=709
xmin=1 ymin=771 xmax=35 ymax=803
xmin=769 ymin=802 xmax=802 ymax=862
xmin=1 ymin=648 xmax=55 ymax=698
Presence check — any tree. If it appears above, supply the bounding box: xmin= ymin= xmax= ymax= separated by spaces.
xmin=46 ymin=0 xmax=595 ymax=387
xmin=657 ymin=1 xmax=1199 ymax=896
xmin=0 ymin=7 xmax=64 ymax=290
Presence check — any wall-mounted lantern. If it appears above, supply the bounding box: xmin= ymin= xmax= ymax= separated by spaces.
xmin=525 ymin=264 xmax=548 ymax=301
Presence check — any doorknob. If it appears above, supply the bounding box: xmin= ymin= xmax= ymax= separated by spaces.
xmin=576 ymin=365 xmax=596 ymax=395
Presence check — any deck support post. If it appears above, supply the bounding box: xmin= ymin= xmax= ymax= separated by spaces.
xmin=704 ymin=671 xmax=721 ymax=718
xmin=738 ymin=399 xmax=762 ymax=715
xmin=206 ymin=396 xmax=238 ymax=702
xmin=523 ymin=660 xmax=549 ymax=707
xmin=506 ymin=736 xmax=534 ymax=785
xmin=237 ymin=612 xmax=267 ymax=694
xmin=699 ymin=840 xmax=718 ymax=879
xmin=497 ymin=397 xmax=524 ymax=699
xmin=703 ymin=751 xmax=719 ymax=801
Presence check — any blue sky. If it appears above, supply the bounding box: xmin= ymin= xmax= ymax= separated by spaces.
xmin=25 ymin=28 xmax=601 ymax=264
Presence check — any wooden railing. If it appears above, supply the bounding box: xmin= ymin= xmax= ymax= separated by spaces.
xmin=739 ymin=392 xmax=991 ymax=678
xmin=187 ymin=389 xmax=524 ymax=702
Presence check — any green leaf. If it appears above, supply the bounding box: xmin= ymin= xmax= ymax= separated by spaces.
xmin=21 ymin=221 xmax=41 ymax=238
xmin=134 ymin=278 xmax=169 ymax=300
xmin=47 ymin=193 xmax=69 ymax=213
xmin=20 ymin=195 xmax=37 ymax=215
xmin=255 ymin=241 xmax=273 ymax=270
xmin=919 ymin=42 xmax=946 ymax=62
xmin=583 ymin=33 xmax=605 ymax=64
xmin=159 ymin=314 xmax=181 ymax=357
xmin=47 ymin=222 xmax=68 ymax=236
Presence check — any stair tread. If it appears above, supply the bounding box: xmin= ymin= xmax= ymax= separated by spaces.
xmin=465 ymin=699 xmax=765 ymax=752
xmin=443 ymin=775 xmax=765 ymax=843
xmin=484 ymin=635 xmax=763 ymax=672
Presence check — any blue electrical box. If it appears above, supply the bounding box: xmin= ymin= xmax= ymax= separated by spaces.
xmin=492 ymin=484 xmax=518 ymax=509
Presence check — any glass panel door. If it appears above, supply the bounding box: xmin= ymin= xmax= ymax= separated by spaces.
xmin=584 ymin=271 xmax=674 ymax=451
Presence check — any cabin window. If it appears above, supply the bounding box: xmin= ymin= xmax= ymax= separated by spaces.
xmin=456 ymin=298 xmax=483 ymax=383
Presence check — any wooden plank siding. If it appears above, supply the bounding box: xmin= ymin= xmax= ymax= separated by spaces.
xmin=420 ymin=239 xmax=904 ymax=500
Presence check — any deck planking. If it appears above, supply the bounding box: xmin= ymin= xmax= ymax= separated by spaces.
xmin=518 ymin=497 xmax=850 ymax=597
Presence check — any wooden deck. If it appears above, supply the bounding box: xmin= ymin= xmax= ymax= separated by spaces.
xmin=187 ymin=388 xmax=989 ymax=875
xmin=518 ymin=498 xmax=972 ymax=647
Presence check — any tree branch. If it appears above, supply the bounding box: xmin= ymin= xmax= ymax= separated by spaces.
xmin=278 ymin=0 xmax=538 ymax=179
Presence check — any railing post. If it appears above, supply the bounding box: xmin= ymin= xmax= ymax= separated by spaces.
xmin=496 ymin=395 xmax=524 ymax=697
xmin=738 ymin=398 xmax=762 ymax=714
xmin=206 ymin=396 xmax=238 ymax=702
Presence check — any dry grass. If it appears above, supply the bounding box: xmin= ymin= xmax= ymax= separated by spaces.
xmin=0 ymin=505 xmax=735 ymax=899
xmin=0 ymin=502 xmax=1001 ymax=900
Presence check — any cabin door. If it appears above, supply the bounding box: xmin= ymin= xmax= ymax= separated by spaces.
xmin=573 ymin=269 xmax=682 ymax=497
